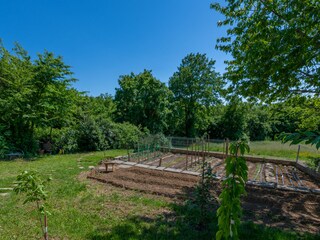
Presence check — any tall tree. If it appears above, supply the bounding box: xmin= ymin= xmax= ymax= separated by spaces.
xmin=114 ymin=70 xmax=170 ymax=133
xmin=77 ymin=93 xmax=115 ymax=121
xmin=169 ymin=53 xmax=222 ymax=137
xmin=211 ymin=0 xmax=320 ymax=101
xmin=220 ymin=97 xmax=248 ymax=140
xmin=0 ymin=42 xmax=75 ymax=153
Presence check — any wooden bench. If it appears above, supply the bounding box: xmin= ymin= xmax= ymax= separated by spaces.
xmin=5 ymin=152 xmax=24 ymax=160
xmin=104 ymin=162 xmax=116 ymax=172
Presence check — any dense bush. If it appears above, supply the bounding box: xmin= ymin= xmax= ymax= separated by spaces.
xmin=105 ymin=121 xmax=146 ymax=149
xmin=76 ymin=115 xmax=107 ymax=152
xmin=45 ymin=120 xmax=145 ymax=153
xmin=0 ymin=135 xmax=9 ymax=158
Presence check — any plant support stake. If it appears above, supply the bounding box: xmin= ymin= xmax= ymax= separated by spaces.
xmin=296 ymin=145 xmax=300 ymax=163
xmin=44 ymin=215 xmax=48 ymax=240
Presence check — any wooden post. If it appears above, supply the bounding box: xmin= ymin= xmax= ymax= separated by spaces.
xmin=198 ymin=140 xmax=200 ymax=164
xmin=186 ymin=139 xmax=189 ymax=170
xmin=196 ymin=140 xmax=199 ymax=163
xmin=127 ymin=148 xmax=130 ymax=162
xmin=138 ymin=142 xmax=140 ymax=162
xmin=44 ymin=214 xmax=48 ymax=240
xmin=191 ymin=140 xmax=193 ymax=167
xmin=225 ymin=138 xmax=229 ymax=160
xmin=202 ymin=139 xmax=205 ymax=162
xmin=296 ymin=145 xmax=301 ymax=163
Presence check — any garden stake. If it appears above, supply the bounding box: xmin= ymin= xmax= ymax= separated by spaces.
xmin=296 ymin=145 xmax=300 ymax=163
xmin=44 ymin=214 xmax=48 ymax=240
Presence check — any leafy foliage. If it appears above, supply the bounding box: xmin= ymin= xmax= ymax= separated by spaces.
xmin=0 ymin=42 xmax=75 ymax=154
xmin=216 ymin=140 xmax=249 ymax=240
xmin=14 ymin=171 xmax=51 ymax=210
xmin=76 ymin=115 xmax=108 ymax=152
xmin=280 ymin=131 xmax=320 ymax=150
xmin=194 ymin=161 xmax=215 ymax=227
xmin=219 ymin=97 xmax=248 ymax=140
xmin=169 ymin=53 xmax=223 ymax=137
xmin=211 ymin=0 xmax=320 ymax=101
xmin=1 ymin=40 xmax=319 ymax=155
xmin=14 ymin=171 xmax=51 ymax=239
xmin=246 ymin=104 xmax=272 ymax=141
xmin=208 ymin=99 xmax=272 ymax=141
xmin=115 ymin=70 xmax=170 ymax=133
xmin=107 ymin=121 xmax=146 ymax=150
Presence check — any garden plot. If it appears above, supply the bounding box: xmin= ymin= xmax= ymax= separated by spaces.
xmin=88 ymin=165 xmax=320 ymax=234
xmin=117 ymin=153 xmax=320 ymax=190
xmin=248 ymin=162 xmax=319 ymax=189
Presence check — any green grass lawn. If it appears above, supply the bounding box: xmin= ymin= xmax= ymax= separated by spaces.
xmin=205 ymin=141 xmax=319 ymax=167
xmin=0 ymin=151 xmax=319 ymax=239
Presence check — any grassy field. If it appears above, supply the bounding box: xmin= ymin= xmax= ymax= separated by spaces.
xmin=0 ymin=151 xmax=319 ymax=239
xmin=204 ymin=141 xmax=319 ymax=167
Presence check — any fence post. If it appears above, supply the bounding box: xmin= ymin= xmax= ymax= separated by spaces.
xmin=296 ymin=144 xmax=301 ymax=163
xmin=202 ymin=138 xmax=205 ymax=161
xmin=186 ymin=139 xmax=189 ymax=170
xmin=225 ymin=138 xmax=229 ymax=160
xmin=223 ymin=139 xmax=226 ymax=159
xmin=191 ymin=139 xmax=194 ymax=167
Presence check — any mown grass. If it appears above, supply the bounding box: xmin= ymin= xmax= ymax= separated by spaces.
xmin=205 ymin=141 xmax=319 ymax=167
xmin=0 ymin=151 xmax=319 ymax=239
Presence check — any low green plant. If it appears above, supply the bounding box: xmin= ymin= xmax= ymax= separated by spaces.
xmin=14 ymin=171 xmax=51 ymax=240
xmin=194 ymin=161 xmax=215 ymax=227
xmin=216 ymin=140 xmax=249 ymax=240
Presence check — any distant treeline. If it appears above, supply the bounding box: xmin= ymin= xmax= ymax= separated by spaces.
xmin=0 ymin=43 xmax=319 ymax=156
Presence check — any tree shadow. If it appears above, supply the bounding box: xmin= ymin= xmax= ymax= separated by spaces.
xmin=87 ymin=184 xmax=320 ymax=240
xmin=87 ymin=198 xmax=218 ymax=240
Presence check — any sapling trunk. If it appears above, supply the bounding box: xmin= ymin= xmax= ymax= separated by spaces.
xmin=44 ymin=214 xmax=48 ymax=240
xmin=37 ymin=201 xmax=45 ymax=237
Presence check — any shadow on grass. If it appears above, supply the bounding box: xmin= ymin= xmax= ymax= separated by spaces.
xmin=88 ymin=199 xmax=217 ymax=240
xmin=87 ymin=199 xmax=319 ymax=240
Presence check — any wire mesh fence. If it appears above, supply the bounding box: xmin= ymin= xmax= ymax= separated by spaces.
xmin=117 ymin=136 xmax=319 ymax=170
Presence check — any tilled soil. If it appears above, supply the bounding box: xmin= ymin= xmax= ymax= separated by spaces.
xmin=243 ymin=186 xmax=320 ymax=233
xmin=88 ymin=166 xmax=320 ymax=234
xmin=89 ymin=167 xmax=198 ymax=198
xmin=135 ymin=154 xmax=320 ymax=189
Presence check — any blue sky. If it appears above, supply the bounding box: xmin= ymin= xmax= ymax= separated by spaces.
xmin=0 ymin=0 xmax=228 ymax=96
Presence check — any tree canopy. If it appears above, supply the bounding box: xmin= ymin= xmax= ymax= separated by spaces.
xmin=169 ymin=53 xmax=222 ymax=137
xmin=0 ymin=42 xmax=75 ymax=153
xmin=211 ymin=0 xmax=320 ymax=101
xmin=115 ymin=70 xmax=170 ymax=134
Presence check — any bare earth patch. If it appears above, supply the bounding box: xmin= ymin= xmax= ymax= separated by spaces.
xmin=85 ymin=166 xmax=320 ymax=234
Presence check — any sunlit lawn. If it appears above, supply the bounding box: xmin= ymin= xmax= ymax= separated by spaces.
xmin=204 ymin=141 xmax=319 ymax=167
xmin=0 ymin=151 xmax=319 ymax=239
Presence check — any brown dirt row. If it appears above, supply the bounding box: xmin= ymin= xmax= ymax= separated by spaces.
xmin=88 ymin=166 xmax=320 ymax=234
xmin=149 ymin=154 xmax=178 ymax=167
xmin=289 ymin=166 xmax=319 ymax=189
xmin=115 ymin=153 xmax=320 ymax=189
xmin=89 ymin=167 xmax=198 ymax=198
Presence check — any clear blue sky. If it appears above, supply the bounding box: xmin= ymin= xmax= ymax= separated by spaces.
xmin=0 ymin=0 xmax=228 ymax=96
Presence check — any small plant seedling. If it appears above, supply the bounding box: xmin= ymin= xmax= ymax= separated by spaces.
xmin=194 ymin=161 xmax=215 ymax=227
xmin=14 ymin=171 xmax=51 ymax=240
